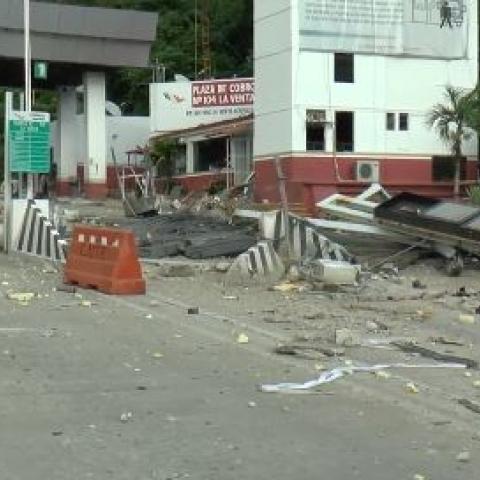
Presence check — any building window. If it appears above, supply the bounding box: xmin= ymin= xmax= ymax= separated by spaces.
xmin=334 ymin=53 xmax=354 ymax=83
xmin=399 ymin=113 xmax=409 ymax=131
xmin=432 ymin=155 xmax=466 ymax=182
xmin=306 ymin=109 xmax=326 ymax=151
xmin=386 ymin=113 xmax=395 ymax=131
xmin=335 ymin=111 xmax=354 ymax=152
xmin=197 ymin=138 xmax=227 ymax=172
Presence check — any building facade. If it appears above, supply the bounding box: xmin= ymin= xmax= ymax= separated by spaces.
xmin=150 ymin=78 xmax=254 ymax=190
xmin=254 ymin=0 xmax=479 ymax=209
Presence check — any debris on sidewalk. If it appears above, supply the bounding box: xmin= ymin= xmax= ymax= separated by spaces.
xmin=374 ymin=193 xmax=480 ymax=276
xmin=56 ymin=285 xmax=77 ymax=294
xmin=113 ymin=214 xmax=257 ymax=260
xmin=237 ymin=333 xmax=249 ymax=344
xmin=274 ymin=343 xmax=345 ymax=359
xmin=430 ymin=337 xmax=464 ymax=347
xmin=156 ymin=263 xmax=196 ymax=278
xmin=374 ymin=370 xmax=392 ymax=380
xmin=272 ymin=282 xmax=305 ymax=293
xmin=300 ymin=259 xmax=361 ymax=286
xmin=456 ymin=451 xmax=471 ymax=463
xmin=458 ymin=398 xmax=480 ymax=415
xmin=120 ymin=411 xmax=133 ymax=423
xmin=412 ymin=279 xmax=427 ymax=290
xmin=7 ymin=292 xmax=35 ymax=304
xmin=315 ymin=187 xmax=480 ymax=277
xmin=260 ymin=363 xmax=466 ymax=393
xmin=391 ymin=341 xmax=479 ymax=369
xmin=405 ymin=382 xmax=420 ymax=394
xmin=458 ymin=314 xmax=476 ymax=325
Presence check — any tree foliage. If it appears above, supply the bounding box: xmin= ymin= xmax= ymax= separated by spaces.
xmin=464 ymin=85 xmax=480 ymax=134
xmin=41 ymin=0 xmax=253 ymax=114
xmin=427 ymin=85 xmax=475 ymax=196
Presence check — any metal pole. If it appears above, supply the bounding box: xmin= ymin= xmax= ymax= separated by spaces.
xmin=24 ymin=0 xmax=34 ymax=199
xmin=194 ymin=0 xmax=198 ymax=79
xmin=226 ymin=137 xmax=230 ymax=190
xmin=24 ymin=0 xmax=31 ymax=113
xmin=274 ymin=156 xmax=292 ymax=259
xmin=18 ymin=93 xmax=25 ymax=198
xmin=3 ymin=92 xmax=13 ymax=253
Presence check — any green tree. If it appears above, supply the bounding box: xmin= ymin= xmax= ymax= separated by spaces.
xmin=464 ymin=85 xmax=480 ymax=134
xmin=427 ymin=86 xmax=474 ymax=197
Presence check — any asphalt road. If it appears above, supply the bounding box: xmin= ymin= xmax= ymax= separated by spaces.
xmin=0 ymin=254 xmax=479 ymax=480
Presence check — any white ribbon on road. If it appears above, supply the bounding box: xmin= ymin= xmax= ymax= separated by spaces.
xmin=260 ymin=363 xmax=466 ymax=393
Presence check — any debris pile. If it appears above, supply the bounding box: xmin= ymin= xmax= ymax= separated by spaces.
xmin=113 ymin=214 xmax=257 ymax=260
xmin=315 ymin=184 xmax=480 ymax=276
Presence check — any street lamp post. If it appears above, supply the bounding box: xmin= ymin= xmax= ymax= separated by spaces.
xmin=24 ymin=0 xmax=31 ymax=113
xmin=24 ymin=0 xmax=34 ymax=199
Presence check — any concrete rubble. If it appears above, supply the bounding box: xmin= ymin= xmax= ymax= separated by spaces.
xmin=3 ymin=193 xmax=480 ymax=478
xmin=112 ymin=213 xmax=258 ymax=260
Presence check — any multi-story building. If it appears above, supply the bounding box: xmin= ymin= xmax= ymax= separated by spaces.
xmin=254 ymin=0 xmax=478 ymax=209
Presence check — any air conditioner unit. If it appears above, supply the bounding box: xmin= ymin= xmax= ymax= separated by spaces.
xmin=356 ymin=161 xmax=380 ymax=183
xmin=306 ymin=109 xmax=326 ymax=123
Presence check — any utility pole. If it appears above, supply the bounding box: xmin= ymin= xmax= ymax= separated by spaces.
xmin=201 ymin=0 xmax=212 ymax=78
xmin=24 ymin=0 xmax=33 ymax=199
xmin=3 ymin=92 xmax=13 ymax=253
xmin=194 ymin=0 xmax=198 ymax=79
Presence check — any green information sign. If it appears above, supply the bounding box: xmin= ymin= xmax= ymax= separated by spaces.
xmin=8 ymin=111 xmax=51 ymax=173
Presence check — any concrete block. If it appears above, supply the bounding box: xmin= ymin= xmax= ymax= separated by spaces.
xmin=307 ymin=259 xmax=360 ymax=285
xmin=227 ymin=241 xmax=285 ymax=285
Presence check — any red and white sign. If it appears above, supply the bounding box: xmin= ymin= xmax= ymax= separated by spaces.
xmin=192 ymin=79 xmax=254 ymax=108
xmin=150 ymin=78 xmax=255 ymax=134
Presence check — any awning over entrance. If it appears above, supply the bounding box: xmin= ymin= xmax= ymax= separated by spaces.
xmin=0 ymin=0 xmax=158 ymax=88
xmin=150 ymin=115 xmax=254 ymax=188
xmin=151 ymin=114 xmax=254 ymax=142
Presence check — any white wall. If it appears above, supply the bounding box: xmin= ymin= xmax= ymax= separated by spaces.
xmin=255 ymin=0 xmax=479 ymax=158
xmin=108 ymin=117 xmax=150 ymax=164
xmin=254 ymin=0 xmax=294 ymax=156
xmin=52 ymin=115 xmax=150 ymax=167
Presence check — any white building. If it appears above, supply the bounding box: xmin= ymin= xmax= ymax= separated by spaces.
xmin=254 ymin=0 xmax=478 ymax=207
xmin=150 ymin=78 xmax=254 ymax=189
xmin=52 ymin=85 xmax=151 ymax=196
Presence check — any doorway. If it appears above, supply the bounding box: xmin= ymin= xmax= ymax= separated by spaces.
xmin=335 ymin=111 xmax=354 ymax=152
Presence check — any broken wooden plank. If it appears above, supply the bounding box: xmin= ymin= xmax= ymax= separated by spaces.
xmin=458 ymin=398 xmax=480 ymax=415
xmin=392 ymin=341 xmax=478 ymax=369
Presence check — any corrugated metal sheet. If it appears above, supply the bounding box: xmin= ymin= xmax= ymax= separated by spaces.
xmin=0 ymin=0 xmax=158 ymax=68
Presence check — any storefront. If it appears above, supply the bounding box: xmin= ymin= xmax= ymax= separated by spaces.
xmin=150 ymin=77 xmax=254 ymax=191
xmin=150 ymin=115 xmax=253 ymax=192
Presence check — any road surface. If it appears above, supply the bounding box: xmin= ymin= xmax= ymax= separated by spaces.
xmin=0 ymin=254 xmax=479 ymax=480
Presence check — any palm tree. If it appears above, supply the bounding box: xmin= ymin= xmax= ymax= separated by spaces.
xmin=464 ymin=84 xmax=480 ymax=133
xmin=427 ymin=85 xmax=474 ymax=197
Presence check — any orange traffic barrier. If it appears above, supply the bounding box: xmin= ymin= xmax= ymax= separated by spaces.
xmin=64 ymin=225 xmax=146 ymax=295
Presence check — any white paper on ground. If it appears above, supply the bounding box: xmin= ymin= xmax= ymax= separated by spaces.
xmin=260 ymin=363 xmax=466 ymax=393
